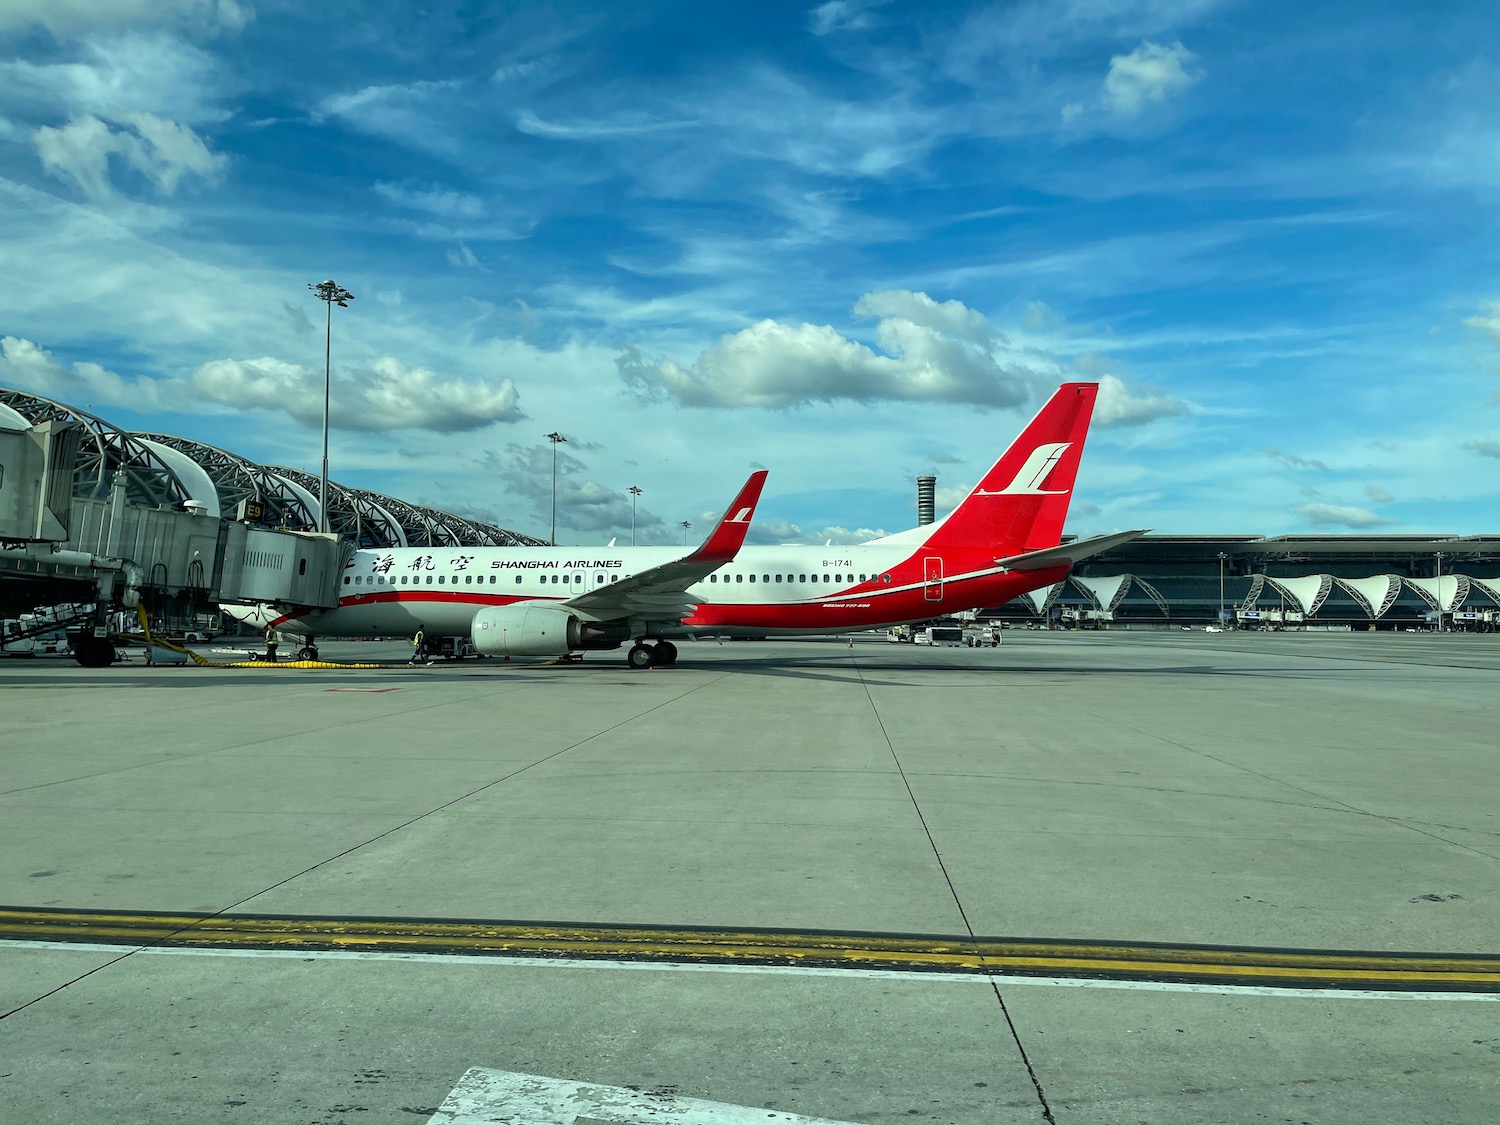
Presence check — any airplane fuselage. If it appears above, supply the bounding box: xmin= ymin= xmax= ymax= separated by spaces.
xmin=284 ymin=543 xmax=1066 ymax=641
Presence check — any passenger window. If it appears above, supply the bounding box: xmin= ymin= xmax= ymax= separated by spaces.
xmin=426 ymin=575 xmax=434 ymax=584
xmin=882 ymin=574 xmax=891 ymax=583
xmin=799 ymin=575 xmax=807 ymax=582
xmin=735 ymin=574 xmax=743 ymax=583
xmin=749 ymin=574 xmax=756 ymax=583
xmin=597 ymin=574 xmax=605 ymax=583
xmin=710 ymin=574 xmax=717 ymax=583
xmin=515 ymin=575 xmax=522 ymax=584
xmin=762 ymin=575 xmax=769 ymax=582
xmin=774 ymin=574 xmax=782 ymax=583
xmin=438 ymin=575 xmax=445 ymax=584
xmin=343 ymin=576 xmax=351 ymax=585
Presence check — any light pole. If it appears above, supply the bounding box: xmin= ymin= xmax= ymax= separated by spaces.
xmin=680 ymin=520 xmax=692 ymax=545
xmin=628 ymin=486 xmax=642 ymax=546
xmin=1217 ymin=551 xmax=1228 ymax=627
xmin=546 ymin=432 xmax=566 ymax=545
xmin=308 ymin=280 xmax=354 ymax=534
xmin=1435 ymin=550 xmax=1445 ymax=633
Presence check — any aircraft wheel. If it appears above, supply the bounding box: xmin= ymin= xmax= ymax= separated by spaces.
xmin=654 ymin=641 xmax=678 ymax=666
xmin=627 ymin=644 xmax=654 ymax=669
xmin=297 ymin=646 xmax=319 ymax=661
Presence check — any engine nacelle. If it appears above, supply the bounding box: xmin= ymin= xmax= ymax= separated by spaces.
xmin=471 ymin=604 xmax=578 ymax=657
xmin=470 ymin=604 xmax=628 ymax=658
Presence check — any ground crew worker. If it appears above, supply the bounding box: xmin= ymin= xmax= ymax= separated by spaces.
xmin=264 ymin=625 xmax=280 ymax=662
xmin=410 ymin=623 xmax=429 ymax=665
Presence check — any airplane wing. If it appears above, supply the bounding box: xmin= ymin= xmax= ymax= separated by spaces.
xmin=993 ymin=529 xmax=1148 ymax=571
xmin=561 ymin=470 xmax=769 ymax=623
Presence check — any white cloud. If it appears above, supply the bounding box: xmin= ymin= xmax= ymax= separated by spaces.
xmin=1292 ymin=503 xmax=1398 ymax=530
xmin=1465 ymin=301 xmax=1500 ymax=347
xmin=35 ymin=112 xmax=224 ymax=199
xmin=0 ymin=335 xmax=151 ymax=407
xmin=189 ymin=356 xmax=525 ymax=433
xmin=0 ymin=33 xmax=228 ymax=125
xmin=618 ymin=290 xmax=1189 ymax=428
xmin=446 ymin=244 xmax=482 ymax=269
xmin=1364 ymin=484 xmax=1394 ymax=503
xmin=1103 ymin=41 xmax=1200 ymax=116
xmin=1063 ymin=39 xmax=1201 ymax=126
xmin=0 ymin=337 xmax=527 ymax=437
xmin=514 ymin=110 xmax=695 ymax=140
xmin=1464 ymin=439 xmax=1500 ymax=459
xmin=0 ymin=0 xmax=250 ymax=37
xmin=1264 ymin=447 xmax=1328 ymax=471
xmin=319 ymin=80 xmax=463 ymax=155
xmin=617 ymin=289 xmax=1034 ymax=410
xmin=808 ymin=0 xmax=890 ymax=36
xmin=1093 ymin=373 xmax=1188 ymax=426
xmin=374 ymin=182 xmax=485 ymax=220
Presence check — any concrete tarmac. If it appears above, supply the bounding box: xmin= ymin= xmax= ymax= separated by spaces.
xmin=1 ymin=631 xmax=1497 ymax=1124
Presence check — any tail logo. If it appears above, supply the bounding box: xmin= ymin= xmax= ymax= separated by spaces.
xmin=978 ymin=442 xmax=1073 ymax=496
xmin=728 ymin=507 xmax=753 ymax=523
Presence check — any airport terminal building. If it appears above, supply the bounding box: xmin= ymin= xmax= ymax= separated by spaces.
xmin=994 ymin=533 xmax=1500 ymax=630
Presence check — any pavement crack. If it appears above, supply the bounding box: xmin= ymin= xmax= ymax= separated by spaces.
xmin=849 ymin=648 xmax=1058 ymax=1125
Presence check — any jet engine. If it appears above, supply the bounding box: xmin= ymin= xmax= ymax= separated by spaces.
xmin=470 ymin=604 xmax=627 ymax=657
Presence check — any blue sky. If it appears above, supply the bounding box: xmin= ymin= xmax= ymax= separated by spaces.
xmin=2 ymin=0 xmax=1498 ymax=544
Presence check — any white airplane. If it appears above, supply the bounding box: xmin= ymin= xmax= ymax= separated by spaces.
xmin=245 ymin=382 xmax=1143 ymax=667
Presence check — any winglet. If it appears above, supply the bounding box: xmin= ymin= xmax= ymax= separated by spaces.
xmin=684 ymin=470 xmax=769 ymax=566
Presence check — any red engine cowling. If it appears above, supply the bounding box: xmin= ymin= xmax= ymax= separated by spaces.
xmin=471 ymin=604 xmax=580 ymax=657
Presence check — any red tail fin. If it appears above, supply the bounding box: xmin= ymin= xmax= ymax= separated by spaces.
xmin=923 ymin=382 xmax=1097 ymax=553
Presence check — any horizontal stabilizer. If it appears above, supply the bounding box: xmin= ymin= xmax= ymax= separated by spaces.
xmin=995 ymin=529 xmax=1148 ymax=571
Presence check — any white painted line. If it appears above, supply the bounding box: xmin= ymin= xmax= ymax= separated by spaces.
xmin=427 ymin=1067 xmax=858 ymax=1125
xmin=3 ymin=939 xmax=1497 ymax=1002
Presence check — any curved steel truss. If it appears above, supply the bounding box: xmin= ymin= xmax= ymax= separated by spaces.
xmin=0 ymin=389 xmax=189 ymax=509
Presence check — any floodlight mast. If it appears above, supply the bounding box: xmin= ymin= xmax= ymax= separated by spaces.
xmin=546 ymin=432 xmax=567 ymax=545
xmin=628 ymin=486 xmax=642 ymax=546
xmin=680 ymin=519 xmax=692 ymax=546
xmin=308 ymin=279 xmax=354 ymax=535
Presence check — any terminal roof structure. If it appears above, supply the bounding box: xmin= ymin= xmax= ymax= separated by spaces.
xmin=0 ymin=386 xmax=546 ymax=549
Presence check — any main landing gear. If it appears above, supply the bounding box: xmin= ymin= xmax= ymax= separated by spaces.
xmin=626 ymin=640 xmax=677 ymax=669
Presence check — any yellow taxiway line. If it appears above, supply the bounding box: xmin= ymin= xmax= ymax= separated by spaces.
xmin=2 ymin=906 xmax=1497 ymax=992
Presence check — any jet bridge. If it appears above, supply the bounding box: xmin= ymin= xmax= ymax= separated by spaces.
xmin=3 ymin=417 xmax=346 ymax=664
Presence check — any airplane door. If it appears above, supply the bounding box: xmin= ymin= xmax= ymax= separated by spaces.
xmin=924 ymin=556 xmax=943 ymax=601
